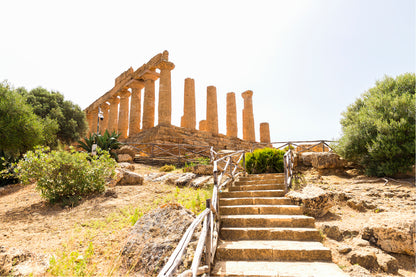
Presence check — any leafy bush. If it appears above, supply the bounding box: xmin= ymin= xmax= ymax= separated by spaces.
xmin=77 ymin=130 xmax=122 ymax=160
xmin=335 ymin=73 xmax=415 ymax=176
xmin=159 ymin=164 xmax=176 ymax=172
xmin=245 ymin=148 xmax=285 ymax=174
xmin=16 ymin=147 xmax=117 ymax=206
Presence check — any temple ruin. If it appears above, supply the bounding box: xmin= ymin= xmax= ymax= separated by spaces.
xmin=84 ymin=51 xmax=272 ymax=149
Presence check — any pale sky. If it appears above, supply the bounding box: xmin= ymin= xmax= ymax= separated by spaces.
xmin=1 ymin=0 xmax=414 ymax=142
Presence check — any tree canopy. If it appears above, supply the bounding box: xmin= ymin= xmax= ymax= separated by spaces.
xmin=336 ymin=73 xmax=415 ymax=176
xmin=0 ymin=82 xmax=45 ymax=159
xmin=18 ymin=87 xmax=87 ymax=145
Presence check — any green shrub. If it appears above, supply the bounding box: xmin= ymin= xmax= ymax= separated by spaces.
xmin=16 ymin=147 xmax=117 ymax=206
xmin=245 ymin=148 xmax=285 ymax=174
xmin=159 ymin=164 xmax=176 ymax=172
xmin=335 ymin=73 xmax=415 ymax=176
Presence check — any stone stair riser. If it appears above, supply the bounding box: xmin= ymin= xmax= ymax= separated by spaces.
xmin=220 ymin=228 xmax=322 ymax=241
xmin=234 ymin=179 xmax=284 ymax=186
xmin=216 ymin=248 xmax=332 ymax=261
xmin=219 ymin=197 xmax=292 ymax=206
xmin=220 ymin=190 xmax=285 ymax=198
xmin=229 ymin=184 xmax=285 ymax=191
xmin=221 ymin=216 xmax=315 ymax=228
xmin=220 ymin=206 xmax=303 ymax=215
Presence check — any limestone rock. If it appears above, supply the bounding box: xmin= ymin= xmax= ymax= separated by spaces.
xmin=0 ymin=246 xmax=49 ymax=276
xmin=337 ymin=244 xmax=352 ymax=254
xmin=183 ymin=164 xmax=213 ymax=175
xmin=321 ymin=224 xmax=343 ymax=241
xmin=362 ymin=219 xmax=415 ymax=255
xmin=121 ymin=203 xmax=196 ymax=274
xmin=118 ymin=154 xmax=133 ymax=163
xmin=190 ymin=176 xmax=213 ymax=188
xmin=116 ymin=145 xmax=138 ymax=158
xmin=286 ymin=185 xmax=334 ymax=218
xmin=345 ymin=264 xmax=371 ymax=277
xmin=118 ymin=162 xmax=135 ymax=171
xmin=300 ymin=152 xmax=345 ymax=169
xmin=174 ymin=173 xmax=197 ymax=187
xmin=116 ymin=169 xmax=144 ymax=186
xmin=375 ymin=252 xmax=399 ymax=274
xmin=348 ymin=249 xmax=378 ymax=271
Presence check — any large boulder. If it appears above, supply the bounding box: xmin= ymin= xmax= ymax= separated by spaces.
xmin=121 ymin=203 xmax=196 ymax=275
xmin=362 ymin=218 xmax=415 ymax=256
xmin=183 ymin=164 xmax=213 ymax=175
xmin=348 ymin=249 xmax=378 ymax=271
xmin=300 ymin=152 xmax=345 ymax=169
xmin=116 ymin=169 xmax=144 ymax=186
xmin=286 ymin=185 xmax=334 ymax=218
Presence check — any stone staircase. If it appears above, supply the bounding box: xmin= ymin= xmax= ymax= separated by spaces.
xmin=211 ymin=173 xmax=347 ymax=277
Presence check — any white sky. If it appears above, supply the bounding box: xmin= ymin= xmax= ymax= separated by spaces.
xmin=1 ymin=0 xmax=414 ymax=142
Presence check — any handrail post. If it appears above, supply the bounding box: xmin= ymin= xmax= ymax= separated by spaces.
xmin=205 ymin=199 xmax=212 ymax=274
xmin=242 ymin=152 xmax=246 ymax=174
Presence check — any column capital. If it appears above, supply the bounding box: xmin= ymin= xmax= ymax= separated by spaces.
xmin=108 ymin=95 xmax=120 ymax=105
xmin=242 ymin=90 xmax=253 ymax=99
xmin=141 ymin=70 xmax=160 ymax=81
xmin=157 ymin=60 xmax=175 ymax=71
xmin=129 ymin=80 xmax=145 ymax=90
xmin=118 ymin=89 xmax=131 ymax=99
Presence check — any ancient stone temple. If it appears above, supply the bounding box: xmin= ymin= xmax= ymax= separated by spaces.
xmin=84 ymin=51 xmax=272 ymax=150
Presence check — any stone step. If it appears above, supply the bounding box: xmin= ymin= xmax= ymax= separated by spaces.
xmin=220 ymin=190 xmax=285 ymax=198
xmin=234 ymin=179 xmax=283 ymax=186
xmin=221 ymin=215 xmax=315 ymax=228
xmin=238 ymin=173 xmax=284 ymax=181
xmin=220 ymin=205 xmax=303 ymax=215
xmin=220 ymin=227 xmax=322 ymax=241
xmin=211 ymin=261 xmax=349 ymax=277
xmin=216 ymin=240 xmax=332 ymax=261
xmin=229 ymin=184 xmax=285 ymax=191
xmin=219 ymin=197 xmax=292 ymax=206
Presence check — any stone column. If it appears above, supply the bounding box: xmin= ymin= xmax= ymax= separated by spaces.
xmin=100 ymin=102 xmax=110 ymax=134
xmin=129 ymin=80 xmax=144 ymax=136
xmin=181 ymin=78 xmax=196 ymax=129
xmin=260 ymin=122 xmax=271 ymax=143
xmin=107 ymin=96 xmax=120 ymax=133
xmin=206 ymin=86 xmax=218 ymax=134
xmin=117 ymin=89 xmax=131 ymax=139
xmin=90 ymin=107 xmax=99 ymax=134
xmin=242 ymin=90 xmax=255 ymax=141
xmin=142 ymin=71 xmax=159 ymax=130
xmin=199 ymin=120 xmax=208 ymax=131
xmin=226 ymin=92 xmax=237 ymax=137
xmin=158 ymin=61 xmax=175 ymax=125
xmin=85 ymin=110 xmax=94 ymax=134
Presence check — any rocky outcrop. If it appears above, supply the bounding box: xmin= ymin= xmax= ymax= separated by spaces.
xmin=116 ymin=169 xmax=144 ymax=186
xmin=286 ymin=185 xmax=334 ymax=218
xmin=362 ymin=219 xmax=415 ymax=256
xmin=300 ymin=152 xmax=346 ymax=169
xmin=183 ymin=164 xmax=213 ymax=175
xmin=121 ymin=203 xmax=197 ymax=275
xmin=0 ymin=247 xmax=49 ymax=276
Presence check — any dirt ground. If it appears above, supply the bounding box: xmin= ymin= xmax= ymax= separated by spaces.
xmin=0 ymin=165 xmax=415 ymax=276
xmin=299 ymin=168 xmax=415 ymax=277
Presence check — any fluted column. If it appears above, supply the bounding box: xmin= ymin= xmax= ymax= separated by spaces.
xmin=242 ymin=90 xmax=255 ymax=141
xmin=100 ymin=102 xmax=110 ymax=134
xmin=206 ymin=86 xmax=218 ymax=134
xmin=129 ymin=80 xmax=144 ymax=136
xmin=181 ymin=78 xmax=196 ymax=129
xmin=158 ymin=61 xmax=175 ymax=125
xmin=226 ymin=92 xmax=237 ymax=137
xmin=117 ymin=89 xmax=131 ymax=139
xmin=107 ymin=96 xmax=120 ymax=133
xmin=142 ymin=71 xmax=159 ymax=130
xmin=90 ymin=108 xmax=99 ymax=134
xmin=260 ymin=122 xmax=271 ymax=143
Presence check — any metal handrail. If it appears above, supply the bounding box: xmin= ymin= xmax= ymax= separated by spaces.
xmin=158 ymin=149 xmax=246 ymax=277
